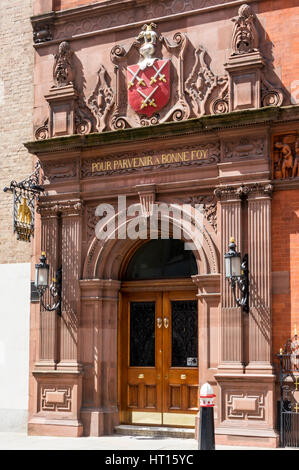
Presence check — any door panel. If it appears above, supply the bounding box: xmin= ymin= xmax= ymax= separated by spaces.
xmin=122 ymin=292 xmax=162 ymax=422
xmin=163 ymin=292 xmax=199 ymax=425
xmin=121 ymin=290 xmax=199 ymax=426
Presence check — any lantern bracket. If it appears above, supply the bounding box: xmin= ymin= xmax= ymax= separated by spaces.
xmin=231 ymin=254 xmax=249 ymax=313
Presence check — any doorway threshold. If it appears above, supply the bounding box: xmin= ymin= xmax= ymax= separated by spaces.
xmin=114 ymin=425 xmax=195 ymax=439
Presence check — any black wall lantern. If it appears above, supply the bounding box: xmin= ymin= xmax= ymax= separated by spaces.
xmin=35 ymin=252 xmax=62 ymax=314
xmin=224 ymin=238 xmax=249 ymax=313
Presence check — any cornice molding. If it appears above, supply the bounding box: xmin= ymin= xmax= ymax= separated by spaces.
xmin=31 ymin=0 xmax=258 ymax=46
xmin=25 ymin=105 xmax=299 ymax=156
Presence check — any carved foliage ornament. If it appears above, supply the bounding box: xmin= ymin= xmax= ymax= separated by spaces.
xmin=185 ymin=46 xmax=229 ymax=117
xmin=231 ymin=4 xmax=259 ymax=55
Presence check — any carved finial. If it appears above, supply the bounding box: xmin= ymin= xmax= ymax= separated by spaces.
xmin=231 ymin=4 xmax=259 ymax=55
xmin=53 ymin=41 xmax=73 ymax=87
xmin=136 ymin=23 xmax=158 ymax=69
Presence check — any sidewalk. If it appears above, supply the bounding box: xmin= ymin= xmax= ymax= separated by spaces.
xmin=0 ymin=432 xmax=283 ymax=450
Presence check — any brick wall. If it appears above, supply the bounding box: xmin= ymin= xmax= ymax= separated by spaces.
xmin=258 ymin=0 xmax=299 ymax=104
xmin=272 ymin=189 xmax=299 ymax=357
xmin=0 ymin=0 xmax=34 ymax=264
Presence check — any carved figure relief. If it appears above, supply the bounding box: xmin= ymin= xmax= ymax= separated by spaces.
xmin=273 ymin=134 xmax=299 ymax=179
xmin=53 ymin=41 xmax=74 ymax=88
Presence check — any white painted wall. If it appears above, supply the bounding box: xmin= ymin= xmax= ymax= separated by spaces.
xmin=0 ymin=263 xmax=30 ymax=431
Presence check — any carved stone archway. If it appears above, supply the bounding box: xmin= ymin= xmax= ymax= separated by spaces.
xmin=79 ymin=205 xmax=220 ymax=435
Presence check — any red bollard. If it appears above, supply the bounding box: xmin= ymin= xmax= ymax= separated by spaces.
xmin=199 ymin=382 xmax=216 ymax=450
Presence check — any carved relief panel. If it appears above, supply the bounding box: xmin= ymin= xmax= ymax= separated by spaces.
xmin=34 ymin=4 xmax=286 ymax=140
xmin=272 ymin=132 xmax=299 ymax=180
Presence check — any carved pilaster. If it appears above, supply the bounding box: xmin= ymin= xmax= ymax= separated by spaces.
xmin=35 ymin=203 xmax=60 ymax=370
xmin=80 ymin=279 xmax=121 ymax=436
xmin=247 ymin=183 xmax=273 ymax=372
xmin=215 ymin=187 xmax=243 ymax=371
xmin=58 ymin=200 xmax=84 ymax=371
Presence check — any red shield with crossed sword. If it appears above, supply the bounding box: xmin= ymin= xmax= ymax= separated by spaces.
xmin=127 ymin=59 xmax=170 ymax=118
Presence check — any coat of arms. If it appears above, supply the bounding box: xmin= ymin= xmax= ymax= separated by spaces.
xmin=127 ymin=24 xmax=170 ymax=117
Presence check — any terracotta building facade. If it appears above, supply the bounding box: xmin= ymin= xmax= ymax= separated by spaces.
xmin=26 ymin=0 xmax=299 ymax=447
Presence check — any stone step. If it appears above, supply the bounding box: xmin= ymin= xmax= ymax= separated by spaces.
xmin=114 ymin=425 xmax=195 ymax=439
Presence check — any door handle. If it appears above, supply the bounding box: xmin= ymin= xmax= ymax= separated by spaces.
xmin=163 ymin=318 xmax=169 ymax=329
xmin=138 ymin=373 xmax=144 ymax=379
xmin=157 ymin=317 xmax=162 ymax=329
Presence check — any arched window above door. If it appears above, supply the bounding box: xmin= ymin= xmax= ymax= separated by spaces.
xmin=123 ymin=239 xmax=198 ymax=281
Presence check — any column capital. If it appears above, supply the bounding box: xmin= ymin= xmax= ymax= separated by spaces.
xmin=37 ymin=199 xmax=84 ymax=217
xmin=246 ymin=183 xmax=273 ymax=200
xmin=214 ymin=183 xmax=273 ymax=202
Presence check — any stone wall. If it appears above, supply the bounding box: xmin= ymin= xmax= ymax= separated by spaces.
xmin=0 ymin=0 xmax=34 ymax=264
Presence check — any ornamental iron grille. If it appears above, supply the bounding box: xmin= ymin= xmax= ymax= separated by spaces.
xmin=277 ymin=333 xmax=299 ymax=448
xmin=171 ymin=300 xmax=198 ymax=368
xmin=130 ymin=301 xmax=156 ymax=367
xmin=3 ymin=162 xmax=43 ymax=242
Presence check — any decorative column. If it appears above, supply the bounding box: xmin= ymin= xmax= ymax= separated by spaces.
xmin=246 ymin=183 xmax=273 ymax=372
xmin=214 ymin=183 xmax=278 ymax=448
xmin=29 ymin=200 xmax=84 ymax=437
xmin=80 ymin=279 xmax=121 ymax=436
xmin=35 ymin=202 xmax=60 ymax=370
xmin=215 ymin=187 xmax=244 ymax=372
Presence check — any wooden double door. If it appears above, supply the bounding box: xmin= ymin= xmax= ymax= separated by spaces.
xmin=120 ymin=289 xmax=199 ymax=426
